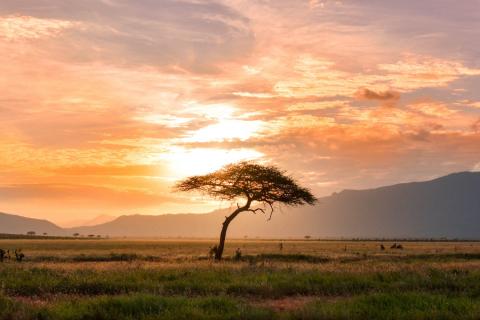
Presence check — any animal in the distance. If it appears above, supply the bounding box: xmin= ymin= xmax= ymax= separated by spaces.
xmin=208 ymin=245 xmax=218 ymax=259
xmin=0 ymin=249 xmax=5 ymax=262
xmin=390 ymin=243 xmax=404 ymax=250
xmin=234 ymin=247 xmax=242 ymax=260
xmin=14 ymin=249 xmax=25 ymax=262
xmin=380 ymin=244 xmax=385 ymax=251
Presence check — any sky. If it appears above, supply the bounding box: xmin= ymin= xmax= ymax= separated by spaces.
xmin=1 ymin=0 xmax=480 ymax=225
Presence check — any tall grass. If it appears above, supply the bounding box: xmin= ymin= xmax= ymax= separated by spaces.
xmin=1 ymin=293 xmax=480 ymax=320
xmin=0 ymin=295 xmax=273 ymax=320
xmin=293 ymin=293 xmax=480 ymax=320
xmin=1 ymin=265 xmax=480 ymax=298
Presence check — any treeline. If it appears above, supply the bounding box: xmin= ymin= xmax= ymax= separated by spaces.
xmin=0 ymin=233 xmax=104 ymax=240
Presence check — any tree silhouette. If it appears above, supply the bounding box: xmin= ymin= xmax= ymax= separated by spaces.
xmin=175 ymin=161 xmax=317 ymax=260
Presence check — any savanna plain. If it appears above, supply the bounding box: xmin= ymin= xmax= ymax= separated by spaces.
xmin=1 ymin=239 xmax=480 ymax=320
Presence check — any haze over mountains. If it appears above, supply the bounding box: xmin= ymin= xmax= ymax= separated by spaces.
xmin=1 ymin=172 xmax=480 ymax=239
xmin=59 ymin=215 xmax=116 ymax=228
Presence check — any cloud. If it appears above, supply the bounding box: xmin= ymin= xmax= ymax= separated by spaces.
xmin=0 ymin=15 xmax=76 ymax=41
xmin=0 ymin=183 xmax=180 ymax=207
xmin=0 ymin=0 xmax=254 ymax=72
xmin=269 ymin=54 xmax=479 ymax=100
xmin=50 ymin=164 xmax=167 ymax=177
xmin=355 ymin=88 xmax=400 ymax=101
xmin=457 ymin=100 xmax=480 ymax=109
xmin=305 ymin=1 xmax=480 ymax=65
xmin=408 ymin=101 xmax=456 ymax=119
xmin=286 ymin=100 xmax=349 ymax=111
xmin=378 ymin=54 xmax=480 ymax=91
xmin=472 ymin=119 xmax=480 ymax=133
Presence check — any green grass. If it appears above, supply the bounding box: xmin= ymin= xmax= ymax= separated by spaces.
xmin=1 ymin=265 xmax=480 ymax=298
xmin=0 ymin=295 xmax=273 ymax=320
xmin=294 ymin=293 xmax=480 ymax=320
xmin=1 ymin=293 xmax=480 ymax=320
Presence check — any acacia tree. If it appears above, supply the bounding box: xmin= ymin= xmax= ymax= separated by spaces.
xmin=175 ymin=161 xmax=317 ymax=260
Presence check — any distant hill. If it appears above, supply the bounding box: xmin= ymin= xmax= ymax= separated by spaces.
xmin=0 ymin=212 xmax=65 ymax=236
xmin=68 ymin=171 xmax=480 ymax=239
xmin=68 ymin=210 xmax=230 ymax=238
xmin=3 ymin=172 xmax=480 ymax=239
xmin=304 ymin=171 xmax=480 ymax=239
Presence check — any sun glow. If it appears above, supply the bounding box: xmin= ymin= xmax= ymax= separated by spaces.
xmin=181 ymin=103 xmax=264 ymax=143
xmin=183 ymin=103 xmax=237 ymax=120
xmin=162 ymin=147 xmax=263 ymax=178
xmin=185 ymin=119 xmax=263 ymax=142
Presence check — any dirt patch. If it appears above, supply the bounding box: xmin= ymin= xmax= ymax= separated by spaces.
xmin=13 ymin=296 xmax=51 ymax=307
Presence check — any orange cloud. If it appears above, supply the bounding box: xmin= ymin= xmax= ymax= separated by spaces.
xmin=0 ymin=15 xmax=76 ymax=41
xmin=355 ymin=88 xmax=400 ymax=101
xmin=50 ymin=165 xmax=167 ymax=177
xmin=378 ymin=54 xmax=480 ymax=91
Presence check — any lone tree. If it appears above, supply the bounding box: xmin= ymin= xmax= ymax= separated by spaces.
xmin=175 ymin=161 xmax=317 ymax=260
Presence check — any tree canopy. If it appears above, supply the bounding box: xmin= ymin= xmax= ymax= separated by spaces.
xmin=175 ymin=161 xmax=317 ymax=209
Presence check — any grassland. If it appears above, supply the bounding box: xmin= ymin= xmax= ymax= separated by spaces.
xmin=1 ymin=239 xmax=480 ymax=319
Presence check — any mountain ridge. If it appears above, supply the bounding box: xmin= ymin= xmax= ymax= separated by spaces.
xmin=1 ymin=171 xmax=479 ymax=238
xmin=0 ymin=212 xmax=65 ymax=235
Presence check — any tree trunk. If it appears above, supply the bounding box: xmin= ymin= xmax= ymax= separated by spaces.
xmin=214 ymin=199 xmax=251 ymax=261
xmin=214 ymin=218 xmax=231 ymax=260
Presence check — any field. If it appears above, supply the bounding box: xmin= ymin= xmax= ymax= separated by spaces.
xmin=1 ymin=239 xmax=480 ymax=319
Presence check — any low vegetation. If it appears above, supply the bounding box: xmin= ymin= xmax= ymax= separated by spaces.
xmin=0 ymin=239 xmax=479 ymax=319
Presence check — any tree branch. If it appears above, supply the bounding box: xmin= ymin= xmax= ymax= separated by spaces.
xmin=266 ymin=201 xmax=274 ymax=221
xmin=248 ymin=208 xmax=265 ymax=215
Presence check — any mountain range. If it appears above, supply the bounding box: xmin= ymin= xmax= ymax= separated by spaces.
xmin=1 ymin=171 xmax=479 ymax=239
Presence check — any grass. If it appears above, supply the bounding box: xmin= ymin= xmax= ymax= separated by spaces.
xmin=1 ymin=239 xmax=480 ymax=319
xmin=1 ymin=293 xmax=480 ymax=320
xmin=0 ymin=295 xmax=274 ymax=320
xmin=293 ymin=293 xmax=480 ymax=320
xmin=2 ymin=265 xmax=480 ymax=297
xmin=241 ymin=253 xmax=330 ymax=264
